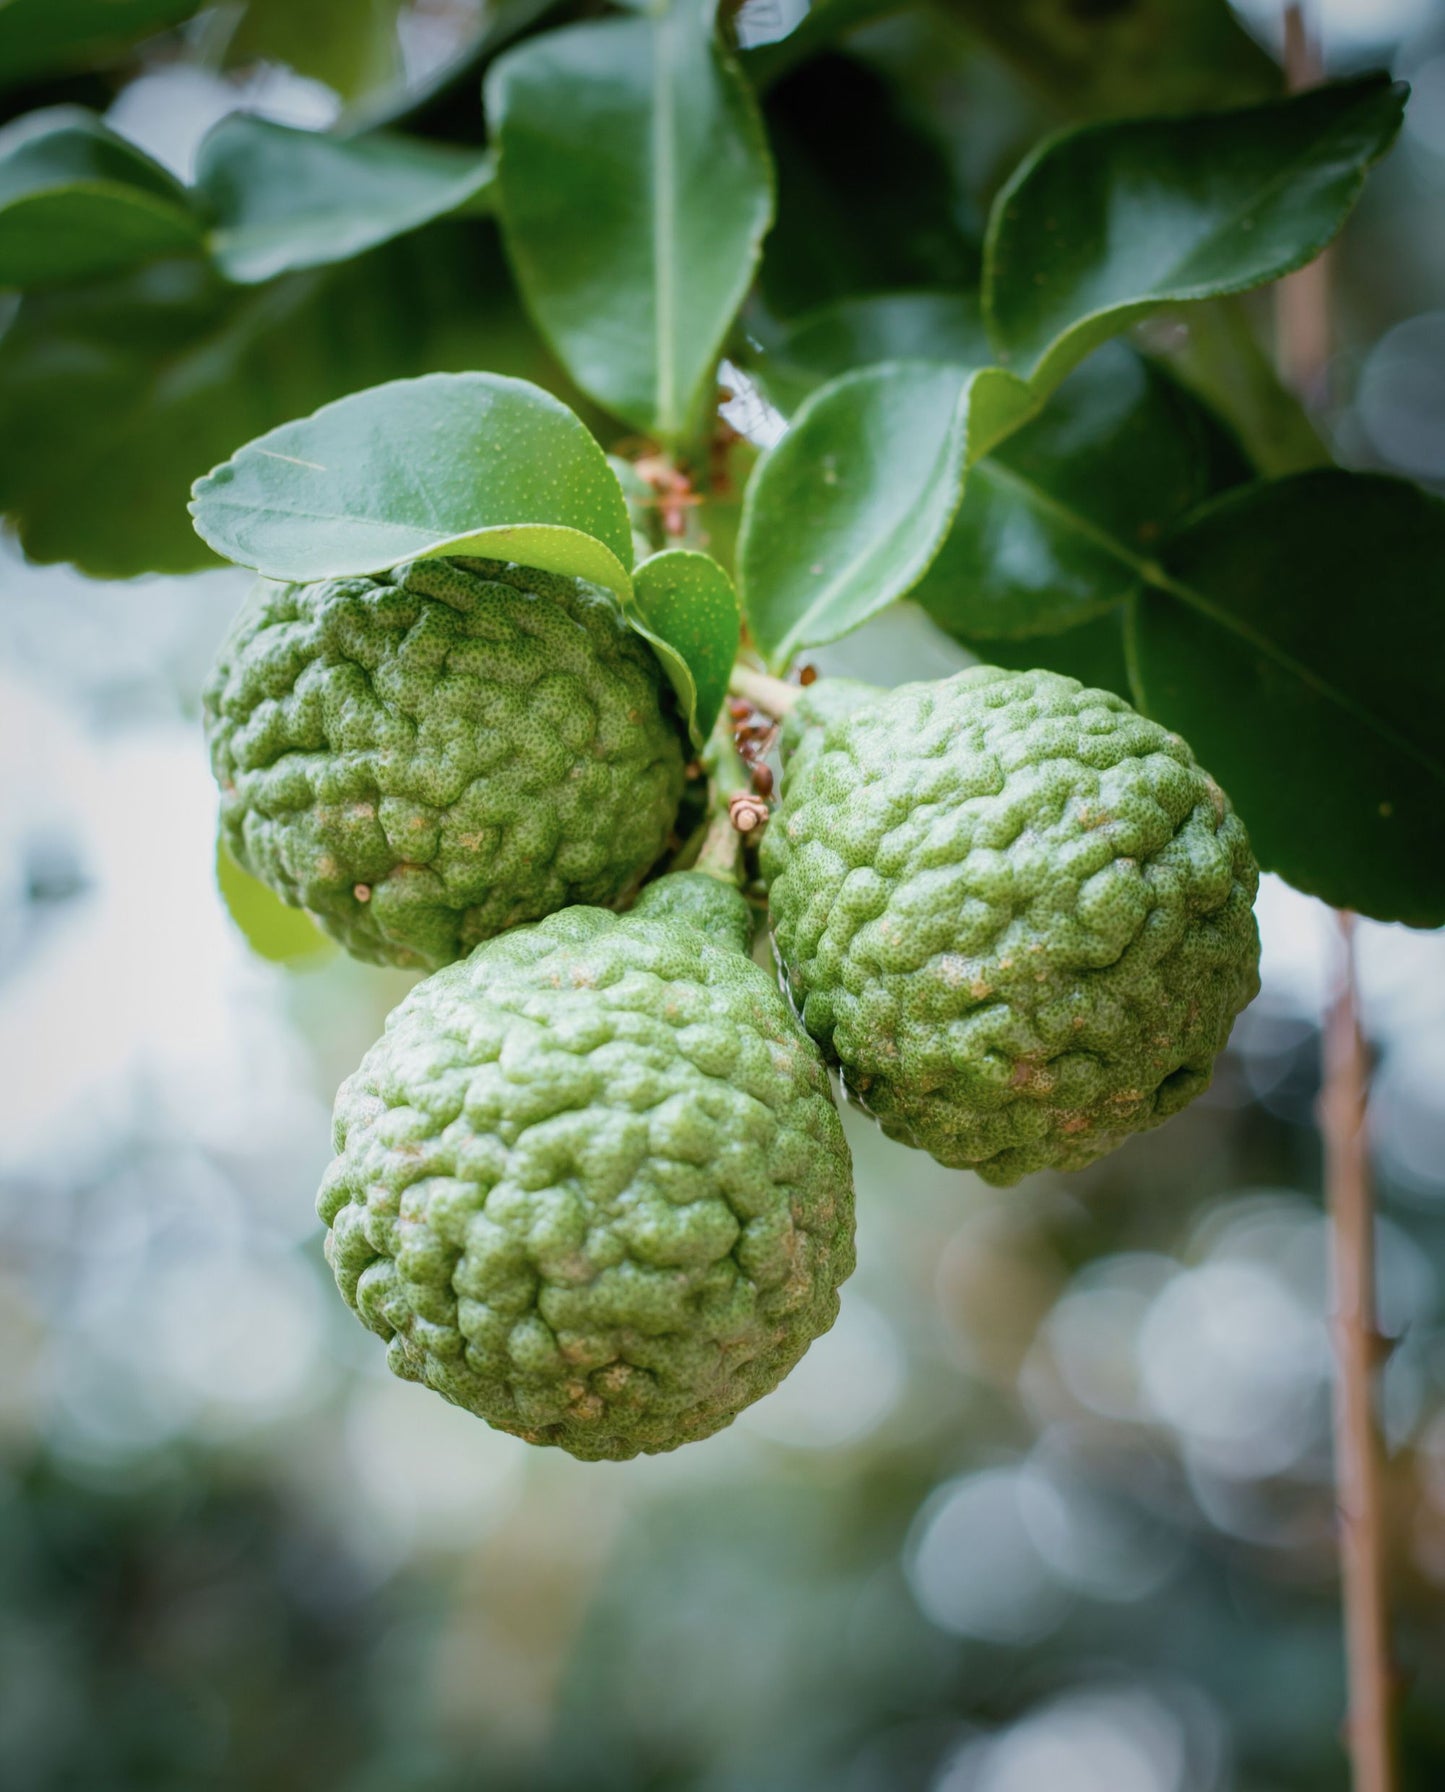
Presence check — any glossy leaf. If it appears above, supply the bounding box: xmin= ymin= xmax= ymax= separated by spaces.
xmin=196 ymin=116 xmax=494 ymax=284
xmin=631 ymin=549 xmax=741 ymax=749
xmin=749 ymin=290 xmax=991 ymax=416
xmin=488 ymin=0 xmax=773 ymax=441
xmin=738 ymin=360 xmax=1034 ymax=670
xmin=191 ymin=371 xmax=634 ymax=591
xmin=0 ymin=108 xmax=202 ymax=287
xmin=216 ymin=839 xmax=332 ymax=965
xmin=0 ymin=0 xmax=199 ymax=86
xmin=759 ymin=51 xmax=977 ymax=320
xmin=1128 ymin=471 xmax=1445 ymax=926
xmin=0 ymin=225 xmax=601 ymax=578
xmin=985 ymin=75 xmax=1407 ymax=395
xmin=914 ymin=343 xmax=1244 ymax=640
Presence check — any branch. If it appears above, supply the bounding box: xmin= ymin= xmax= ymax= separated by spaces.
xmin=1274 ymin=10 xmax=1397 ymax=1787
xmin=1321 ymin=914 xmax=1398 ymax=1792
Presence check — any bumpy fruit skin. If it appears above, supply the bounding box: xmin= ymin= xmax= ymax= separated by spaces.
xmin=204 ymin=556 xmax=686 ymax=969
xmin=762 ymin=667 xmax=1260 ymax=1186
xmin=318 ymin=874 xmax=855 ymax=1459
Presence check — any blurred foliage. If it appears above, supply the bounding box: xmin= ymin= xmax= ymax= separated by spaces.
xmin=216 ymin=840 xmax=333 ymax=965
xmin=0 ymin=223 xmax=605 ymax=576
xmin=758 ymin=49 xmax=981 ymax=319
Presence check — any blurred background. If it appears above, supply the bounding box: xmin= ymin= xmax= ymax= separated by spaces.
xmin=4 ymin=1 xmax=1445 ymax=1788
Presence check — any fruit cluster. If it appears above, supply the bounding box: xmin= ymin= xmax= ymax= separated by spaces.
xmin=206 ymin=561 xmax=1260 ymax=1458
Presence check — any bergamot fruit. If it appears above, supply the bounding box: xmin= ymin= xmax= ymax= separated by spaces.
xmin=318 ymin=872 xmax=855 ymax=1459
xmin=761 ymin=666 xmax=1260 ymax=1185
xmin=204 ymin=556 xmax=687 ymax=969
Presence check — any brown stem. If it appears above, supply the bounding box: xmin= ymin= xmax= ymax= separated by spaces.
xmin=728 ymin=662 xmax=801 ymax=718
xmin=1277 ymin=5 xmax=1334 ymax=409
xmin=1321 ymin=914 xmax=1397 ymax=1792
xmin=1276 ymin=10 xmax=1397 ymax=1787
xmin=693 ymin=712 xmax=751 ymax=884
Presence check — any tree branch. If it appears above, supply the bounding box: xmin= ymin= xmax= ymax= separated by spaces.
xmin=1271 ymin=13 xmax=1398 ymax=1782
xmin=1275 ymin=11 xmax=1396 ymax=1785
xmin=1321 ymin=914 xmax=1397 ymax=1792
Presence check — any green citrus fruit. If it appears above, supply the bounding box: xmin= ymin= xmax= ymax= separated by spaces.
xmin=204 ymin=556 xmax=687 ymax=969
xmin=318 ymin=873 xmax=855 ymax=1459
xmin=761 ymin=667 xmax=1260 ymax=1185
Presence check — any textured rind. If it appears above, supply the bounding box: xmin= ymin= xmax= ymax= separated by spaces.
xmin=318 ymin=875 xmax=855 ymax=1459
xmin=203 ymin=556 xmax=687 ymax=969
xmin=762 ymin=667 xmax=1261 ymax=1185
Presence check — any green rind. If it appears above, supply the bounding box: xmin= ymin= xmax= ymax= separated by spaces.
xmin=204 ymin=557 xmax=687 ymax=970
xmin=318 ymin=874 xmax=855 ymax=1459
xmin=763 ymin=667 xmax=1260 ymax=1184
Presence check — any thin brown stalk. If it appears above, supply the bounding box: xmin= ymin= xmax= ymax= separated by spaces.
xmin=1320 ymin=915 xmax=1397 ymax=1792
xmin=1275 ymin=10 xmax=1398 ymax=1784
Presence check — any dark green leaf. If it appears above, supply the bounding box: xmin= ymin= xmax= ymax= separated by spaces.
xmin=962 ymin=611 xmax=1134 ymax=702
xmin=913 ymin=342 xmax=1242 ymax=641
xmin=1128 ymin=470 xmax=1445 ymax=927
xmin=216 ymin=838 xmax=333 ymax=964
xmin=191 ymin=370 xmax=634 ymax=592
xmin=738 ymin=0 xmax=903 ymax=91
xmin=985 ymin=75 xmax=1407 ymax=395
xmin=737 ymin=360 xmax=1033 ymax=669
xmin=0 ymin=107 xmax=201 ymax=286
xmin=196 ymin=115 xmax=494 ymax=284
xmin=759 ymin=51 xmax=978 ymax=319
xmin=748 ymin=290 xmax=991 ymax=415
xmin=632 ymin=548 xmax=741 ymax=748
xmin=0 ymin=0 xmax=199 ymax=87
xmin=945 ymin=0 xmax=1278 ymax=119
xmin=488 ymin=0 xmax=773 ymax=442
xmin=1146 ymin=296 xmax=1330 ymax=477
xmin=0 ymin=224 xmax=601 ymax=578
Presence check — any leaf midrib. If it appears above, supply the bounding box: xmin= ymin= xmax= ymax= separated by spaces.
xmin=651 ymin=3 xmax=679 ymax=437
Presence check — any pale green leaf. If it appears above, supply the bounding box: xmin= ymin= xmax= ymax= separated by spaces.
xmin=631 ymin=548 xmax=741 ymax=748
xmin=737 ymin=360 xmax=1034 ymax=669
xmin=216 ymin=838 xmax=333 ymax=964
xmin=196 ymin=115 xmax=494 ymax=284
xmin=190 ymin=370 xmax=635 ymax=590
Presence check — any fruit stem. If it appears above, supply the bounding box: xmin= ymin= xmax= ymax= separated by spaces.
xmin=694 ymin=715 xmax=750 ymax=885
xmin=1321 ymin=911 xmax=1398 ymax=1792
xmin=694 ymin=814 xmax=742 ymax=884
xmin=729 ymin=662 xmax=801 ymax=718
